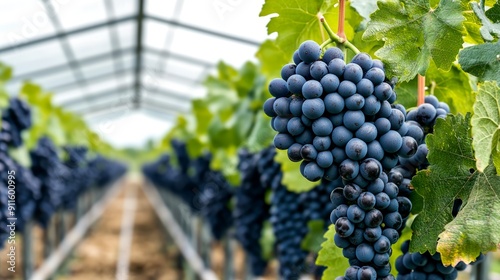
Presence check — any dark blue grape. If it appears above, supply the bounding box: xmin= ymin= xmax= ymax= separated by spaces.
xmin=380 ymin=131 xmax=403 ymax=153
xmin=416 ymin=104 xmax=437 ymax=125
xmin=296 ymin=62 xmax=312 ymax=80
xmin=383 ymin=212 xmax=402 ymax=230
xmin=269 ymin=78 xmax=290 ymax=98
xmin=273 ymin=116 xmax=289 ymax=133
xmin=334 ymin=233 xmax=351 ymax=248
xmin=374 ymin=83 xmax=393 ymax=101
xmin=312 ymin=117 xmax=334 ymax=136
xmin=357 ymin=78 xmax=375 ymax=97
xmin=357 ymin=192 xmax=376 ymax=210
xmin=346 ymin=138 xmax=368 ymax=161
xmin=363 ymin=95 xmax=381 ymax=116
xmin=355 ymin=123 xmax=377 ymax=143
xmin=332 ymin=147 xmax=347 ymax=164
xmin=356 ymin=243 xmax=375 ymax=263
xmin=366 ymin=141 xmax=384 ymax=161
xmin=347 ymin=204 xmax=366 ymax=223
xmin=397 ymin=136 xmax=418 ymax=158
xmin=359 ymin=158 xmax=381 ymax=181
xmin=293 ymin=50 xmax=302 ymax=64
xmin=364 ymin=209 xmax=383 ymax=227
xmin=320 ymin=74 xmax=340 ymax=93
xmin=345 ymin=94 xmax=365 ymax=110
xmin=377 ymin=101 xmax=393 ymax=118
xmin=298 ymin=40 xmax=321 ymax=63
xmin=303 ymin=161 xmax=324 ymax=181
xmin=363 ymin=226 xmax=382 ymax=242
xmin=295 ymin=129 xmax=314 ymax=144
xmin=313 ymin=136 xmax=332 ymax=151
xmin=310 ymin=61 xmax=329 ymax=80
xmin=382 ymin=228 xmax=399 ymax=244
xmin=281 ymin=63 xmax=296 ymax=81
xmin=343 ymin=63 xmax=363 ymax=83
xmin=302 ymin=98 xmax=325 ymax=119
xmin=367 ymin=178 xmax=384 ymax=194
xmin=329 ymin=112 xmax=345 ymax=126
xmin=424 ymin=95 xmax=440 ymax=108
xmin=343 ymin=183 xmax=362 ymax=201
xmin=287 ymin=74 xmax=307 ymax=94
xmin=332 ymin=126 xmax=353 ymax=147
xmin=300 ymin=144 xmax=318 ymax=161
xmin=302 ymin=80 xmax=323 ymax=99
xmin=274 ymin=133 xmax=294 ymax=150
xmin=323 ymin=47 xmax=344 ymax=63
xmin=374 ymin=235 xmax=391 ymax=253
xmin=328 ymin=58 xmax=345 ymax=76
xmin=289 ymin=96 xmax=304 ymax=117
xmin=364 ymin=67 xmax=385 ymax=85
xmin=343 ymin=110 xmax=365 ymax=131
xmin=317 ymin=151 xmax=334 ymax=168
xmin=339 ymin=159 xmax=359 ymax=180
xmin=273 ymin=97 xmax=292 ymax=117
xmin=388 ymin=108 xmax=405 ymax=130
xmin=324 ymin=93 xmax=345 ymax=114
xmin=287 ymin=143 xmax=303 ymax=162
xmin=338 ymin=80 xmax=357 ymax=98
xmin=335 ymin=217 xmax=355 ymax=237
xmin=263 ymin=97 xmax=277 ymax=117
xmin=375 ymin=192 xmax=391 ymax=209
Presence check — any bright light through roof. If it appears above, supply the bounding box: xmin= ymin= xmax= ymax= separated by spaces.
xmin=0 ymin=0 xmax=273 ymax=148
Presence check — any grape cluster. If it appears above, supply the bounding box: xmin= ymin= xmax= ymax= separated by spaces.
xmin=233 ymin=149 xmax=270 ymax=276
xmin=0 ymin=98 xmax=32 ymax=149
xmin=199 ymin=170 xmax=234 ymax=240
xmin=395 ymin=240 xmax=484 ymax=280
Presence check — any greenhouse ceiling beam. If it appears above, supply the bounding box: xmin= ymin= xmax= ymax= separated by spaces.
xmin=104 ymin=0 xmax=125 ymax=82
xmin=146 ymin=15 xmax=261 ymax=47
xmin=61 ymin=86 xmax=192 ymax=110
xmin=10 ymin=47 xmax=135 ymax=83
xmin=0 ymin=15 xmax=135 ymax=54
xmin=59 ymin=85 xmax=134 ymax=108
xmin=49 ymin=66 xmax=133 ymax=93
xmin=42 ymin=0 xmax=86 ymax=89
xmin=132 ymin=0 xmax=145 ymax=108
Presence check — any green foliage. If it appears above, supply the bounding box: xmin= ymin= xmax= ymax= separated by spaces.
xmin=350 ymin=0 xmax=379 ymax=21
xmin=459 ymin=41 xmax=500 ymax=85
xmin=301 ymin=220 xmax=326 ymax=253
xmin=411 ymin=114 xmax=500 ymax=265
xmin=316 ymin=225 xmax=350 ymax=279
xmin=486 ymin=1 xmax=500 ymax=23
xmin=472 ymin=82 xmax=500 ymax=173
xmin=259 ymin=0 xmax=362 ymax=58
xmin=275 ymin=149 xmax=316 ymax=192
xmin=255 ymin=40 xmax=290 ymax=80
xmin=363 ymin=0 xmax=465 ymax=82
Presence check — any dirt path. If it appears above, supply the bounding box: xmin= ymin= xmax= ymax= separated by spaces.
xmin=58 ymin=177 xmax=180 ymax=280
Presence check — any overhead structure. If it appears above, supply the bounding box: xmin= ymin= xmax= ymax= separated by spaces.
xmin=0 ymin=0 xmax=265 ymax=121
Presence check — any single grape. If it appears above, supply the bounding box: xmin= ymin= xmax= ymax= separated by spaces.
xmin=320 ymin=73 xmax=340 ymax=93
xmin=424 ymin=95 xmax=440 ymax=108
xmin=349 ymin=228 xmax=365 ymax=246
xmin=300 ymin=144 xmax=318 ymax=161
xmin=273 ymin=116 xmax=289 ymax=133
xmin=313 ymin=136 xmax=332 ymax=151
xmin=298 ymin=40 xmax=321 ymax=63
xmin=269 ymin=78 xmax=290 ymax=98
xmin=312 ymin=117 xmax=334 ymax=136
xmin=362 ymin=95 xmax=381 ymax=116
xmin=273 ymin=97 xmax=292 ymax=117
xmin=357 ymin=78 xmax=375 ymax=98
xmin=359 ymin=158 xmax=381 ymax=181
xmin=281 ymin=63 xmax=296 ymax=81
xmin=289 ymin=96 xmax=304 ymax=117
xmin=347 ymin=204 xmax=366 ymax=223
xmin=328 ymin=58 xmax=346 ymax=76
xmin=343 ymin=110 xmax=365 ymax=131
xmin=388 ymin=108 xmax=405 ymax=130
xmin=302 ymin=98 xmax=325 ymax=119
xmin=397 ymin=136 xmax=418 ymax=158
xmin=296 ymin=62 xmax=312 ymax=80
xmin=345 ymin=93 xmax=365 ymax=110
xmin=302 ymin=80 xmax=323 ymax=99
xmin=397 ymin=196 xmax=412 ymax=219
xmin=329 ymin=112 xmax=345 ymax=126
xmin=382 ymin=228 xmax=399 ymax=244
xmin=373 ymin=235 xmax=391 ymax=253
xmin=273 ymin=133 xmax=294 ymax=150
xmin=364 ymin=209 xmax=383 ymax=227
xmin=377 ymin=101 xmax=393 ymax=118
xmin=323 ymin=47 xmax=344 ymax=63
xmin=380 ymin=130 xmax=403 ymax=153
xmin=383 ymin=212 xmax=403 ymax=230
xmin=295 ymin=129 xmax=314 ymax=144
xmin=364 ymin=67 xmax=385 ymax=85
xmin=324 ymin=92 xmax=345 ymax=114
xmin=339 ymin=159 xmax=359 ymax=180
xmin=338 ymin=80 xmax=357 ymax=98
xmin=343 ymin=183 xmax=363 ymax=201
xmin=303 ymin=161 xmax=324 ymax=181
xmin=332 ymin=126 xmax=353 ymax=147
xmin=367 ymin=178 xmax=385 ymax=194
xmin=287 ymin=143 xmax=303 ymax=162
xmin=345 ymin=138 xmax=368 ymax=161
xmin=374 ymin=82 xmax=393 ymax=101
xmin=372 ymin=59 xmax=384 ymax=70
xmin=324 ymin=164 xmax=340 ymax=181
xmin=366 ymin=140 xmax=385 ymax=161
xmin=286 ymin=117 xmax=305 ymax=136
xmin=357 ymin=192 xmax=376 ymax=210
xmin=332 ymin=147 xmax=348 ymax=164
xmin=416 ymin=103 xmax=437 ymax=125
xmin=334 ymin=233 xmax=351 ymax=248
xmin=343 ymin=63 xmax=363 ymax=83
xmin=263 ymin=97 xmax=277 ymax=117
xmin=287 ymin=74 xmax=307 ymax=94
xmin=310 ymin=60 xmax=329 ymax=80
xmin=355 ymin=243 xmax=375 ymax=263
xmin=335 ymin=217 xmax=355 ymax=237
xmin=373 ymin=253 xmax=390 ymax=267
xmin=363 ymin=226 xmax=382 ymax=242
xmin=355 ymin=122 xmax=377 ymax=143
xmin=351 ymin=53 xmax=373 ymax=73
xmin=317 ymin=151 xmax=334 ymax=168
xmin=375 ymin=192 xmax=391 ymax=209
xmin=293 ymin=50 xmax=302 ymax=64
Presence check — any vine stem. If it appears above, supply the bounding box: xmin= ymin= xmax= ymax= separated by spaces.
xmin=318 ymin=15 xmax=360 ymax=54
xmin=418 ymin=75 xmax=425 ymax=106
xmin=338 ymin=0 xmax=346 ymax=40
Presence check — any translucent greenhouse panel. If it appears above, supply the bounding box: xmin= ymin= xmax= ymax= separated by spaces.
xmin=168 ymin=28 xmax=259 ymax=68
xmin=143 ymin=19 xmax=174 ymax=50
xmin=68 ymin=89 xmax=134 ymax=112
xmin=80 ymin=57 xmax=117 ymax=80
xmin=111 ymin=0 xmax=136 ymax=18
xmin=116 ymin=21 xmax=136 ymax=50
xmin=145 ymin=0 xmax=178 ymax=20
xmin=142 ymin=51 xmax=207 ymax=84
xmin=0 ymin=0 xmax=57 ymax=48
xmin=1 ymin=40 xmax=67 ymax=76
xmin=176 ymin=0 xmax=268 ymax=43
xmin=68 ymin=29 xmax=113 ymax=60
xmin=85 ymin=77 xmax=120 ymax=94
xmin=143 ymin=94 xmax=191 ymax=113
xmin=5 ymin=80 xmax=22 ymax=97
xmin=34 ymin=66 xmax=77 ymax=90
xmin=52 ymin=0 xmax=107 ymax=30
xmin=86 ymin=111 xmax=175 ymax=148
xmin=52 ymin=87 xmax=88 ymax=105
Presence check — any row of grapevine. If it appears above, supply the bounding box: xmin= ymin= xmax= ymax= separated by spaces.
xmin=143 ymin=0 xmax=500 ymax=279
xmin=0 ymin=63 xmax=127 ymax=277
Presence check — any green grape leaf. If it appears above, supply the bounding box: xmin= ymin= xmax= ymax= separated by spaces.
xmin=363 ymin=0 xmax=465 ymax=82
xmin=259 ymin=0 xmax=362 ymax=58
xmin=410 ymin=114 xmax=500 ymax=265
xmin=437 ymin=164 xmax=500 ymax=265
xmin=471 ymin=82 xmax=500 ymax=173
xmin=246 ymin=113 xmax=274 ymax=153
xmin=255 ymin=40 xmax=290 ymax=81
xmin=275 ymin=149 xmax=316 ymax=192
xmin=350 ymin=0 xmax=379 ymax=20
xmin=459 ymin=41 xmax=500 ymax=85
xmin=317 ymin=225 xmax=350 ymax=279
xmin=301 ymin=220 xmax=326 ymax=253
xmin=486 ymin=1 xmax=500 ymax=23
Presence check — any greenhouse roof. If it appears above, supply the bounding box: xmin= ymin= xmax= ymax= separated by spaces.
xmin=1 ymin=0 xmax=270 ymax=146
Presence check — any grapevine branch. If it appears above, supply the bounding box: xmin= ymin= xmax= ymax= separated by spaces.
xmin=318 ymin=16 xmax=360 ymax=54
xmin=418 ymin=75 xmax=425 ymax=106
